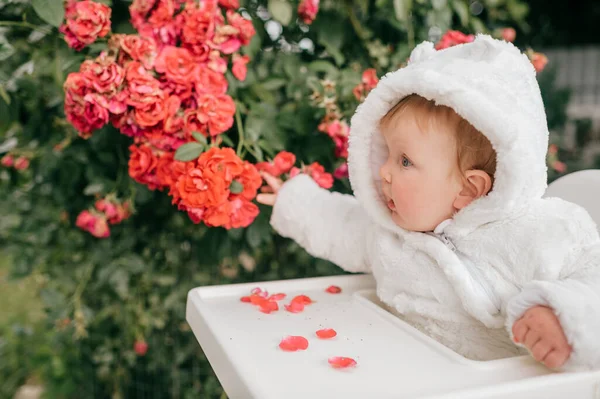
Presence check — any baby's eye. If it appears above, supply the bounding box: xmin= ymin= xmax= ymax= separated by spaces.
xmin=401 ymin=156 xmax=412 ymax=167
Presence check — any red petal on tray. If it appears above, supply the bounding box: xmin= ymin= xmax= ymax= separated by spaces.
xmin=251 ymin=287 xmax=269 ymax=298
xmin=279 ymin=336 xmax=309 ymax=351
xmin=259 ymin=300 xmax=279 ymax=314
xmin=325 ymin=285 xmax=342 ymax=294
xmin=291 ymin=295 xmax=313 ymax=305
xmin=284 ymin=301 xmax=305 ymax=313
xmin=328 ymin=357 xmax=357 ymax=368
xmin=316 ymin=328 xmax=337 ymax=339
xmin=268 ymin=293 xmax=287 ymax=301
xmin=250 ymin=295 xmax=267 ymax=306
xmin=240 ymin=296 xmax=251 ymax=303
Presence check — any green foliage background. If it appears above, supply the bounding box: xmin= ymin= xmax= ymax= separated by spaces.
xmin=0 ymin=0 xmax=575 ymax=397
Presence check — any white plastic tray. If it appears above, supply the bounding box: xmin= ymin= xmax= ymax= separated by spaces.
xmin=186 ymin=274 xmax=600 ymax=398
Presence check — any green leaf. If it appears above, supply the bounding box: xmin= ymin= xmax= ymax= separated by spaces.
xmin=393 ymin=0 xmax=412 ymax=22
xmin=0 ymin=85 xmax=11 ymax=105
xmin=83 ymin=183 xmax=104 ymax=196
xmin=31 ymin=0 xmax=66 ymax=28
xmin=432 ymin=0 xmax=447 ymax=10
xmin=307 ymin=61 xmax=339 ymax=77
xmin=452 ymin=0 xmax=470 ymax=26
xmin=321 ymin=40 xmax=345 ymax=66
xmin=220 ymin=134 xmax=235 ymax=147
xmin=192 ymin=131 xmax=207 ymax=144
xmin=268 ymin=0 xmax=293 ymax=26
xmin=261 ymin=78 xmax=288 ymax=91
xmin=174 ymin=142 xmax=204 ymax=161
xmin=229 ymin=180 xmax=244 ymax=194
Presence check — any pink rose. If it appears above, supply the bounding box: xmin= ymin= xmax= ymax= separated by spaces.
xmin=333 ymin=162 xmax=349 ymax=179
xmin=298 ymin=0 xmax=320 ymax=25
xmin=14 ymin=157 xmax=30 ymax=171
xmin=531 ymin=52 xmax=548 ymax=73
xmin=501 ymin=28 xmax=516 ymax=43
xmin=75 ymin=210 xmax=110 ymax=238
xmin=1 ymin=154 xmax=14 ymax=167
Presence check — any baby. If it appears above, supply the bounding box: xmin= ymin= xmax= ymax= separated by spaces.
xmin=257 ymin=35 xmax=600 ymax=371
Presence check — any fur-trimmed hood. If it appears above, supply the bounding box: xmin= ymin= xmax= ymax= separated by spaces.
xmin=348 ymin=34 xmax=549 ymax=235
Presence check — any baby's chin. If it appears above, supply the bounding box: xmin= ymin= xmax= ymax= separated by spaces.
xmin=389 ymin=211 xmax=440 ymax=233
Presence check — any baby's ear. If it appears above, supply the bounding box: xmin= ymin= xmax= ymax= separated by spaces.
xmin=453 ymin=170 xmax=492 ymax=210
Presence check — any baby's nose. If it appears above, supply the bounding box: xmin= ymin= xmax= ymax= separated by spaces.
xmin=379 ymin=166 xmax=392 ymax=183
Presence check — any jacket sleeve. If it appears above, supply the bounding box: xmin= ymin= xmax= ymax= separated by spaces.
xmin=269 ymin=174 xmax=373 ymax=273
xmin=505 ymin=241 xmax=600 ymax=371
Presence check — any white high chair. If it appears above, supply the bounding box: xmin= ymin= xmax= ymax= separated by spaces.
xmin=186 ymin=170 xmax=600 ymax=399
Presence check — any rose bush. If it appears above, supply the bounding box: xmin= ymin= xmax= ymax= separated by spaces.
xmin=0 ymin=0 xmax=570 ymax=397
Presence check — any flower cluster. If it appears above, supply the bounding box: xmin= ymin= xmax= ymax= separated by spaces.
xmin=1 ymin=154 xmax=30 ymax=170
xmin=170 ymin=147 xmax=262 ymax=229
xmin=60 ymin=0 xmax=285 ymax=229
xmin=256 ymin=151 xmax=334 ymax=190
xmin=76 ymin=196 xmax=131 ymax=238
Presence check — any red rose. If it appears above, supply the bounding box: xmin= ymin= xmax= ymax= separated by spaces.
xmin=435 ymin=30 xmax=474 ymax=50
xmin=60 ymin=0 xmax=112 ymax=51
xmin=196 ymin=93 xmax=235 ymax=136
xmin=80 ymin=58 xmax=125 ymax=94
xmin=1 ymin=154 xmax=14 ymax=168
xmin=232 ymin=54 xmax=250 ymax=81
xmin=116 ymin=34 xmax=158 ymax=69
xmin=14 ymin=157 xmax=30 ymax=171
xmin=273 ymin=151 xmax=296 ymax=174
xmin=134 ymin=340 xmax=148 ymax=356
xmin=128 ymin=144 xmax=161 ymax=189
xmin=530 ymin=52 xmax=548 ymax=73
xmin=154 ymin=46 xmax=198 ymax=85
xmin=306 ymin=162 xmax=333 ymax=189
xmin=298 ymin=0 xmax=320 ymax=25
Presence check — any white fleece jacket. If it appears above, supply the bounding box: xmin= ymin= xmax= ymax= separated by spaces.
xmin=270 ymin=35 xmax=600 ymax=370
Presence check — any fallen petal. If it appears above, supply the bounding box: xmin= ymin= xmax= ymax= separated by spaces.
xmin=326 ymin=285 xmax=342 ymax=294
xmin=250 ymin=287 xmax=263 ymax=295
xmin=284 ymin=301 xmax=305 ymax=313
xmin=279 ymin=336 xmax=309 ymax=351
xmin=259 ymin=301 xmax=279 ymax=314
xmin=291 ymin=295 xmax=313 ymax=305
xmin=316 ymin=328 xmax=337 ymax=339
xmin=250 ymin=295 xmax=268 ymax=306
xmin=328 ymin=357 xmax=357 ymax=368
xmin=268 ymin=293 xmax=287 ymax=301
xmin=240 ymin=296 xmax=251 ymax=303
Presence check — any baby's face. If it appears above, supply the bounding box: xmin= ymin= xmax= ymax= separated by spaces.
xmin=379 ymin=111 xmax=463 ymax=232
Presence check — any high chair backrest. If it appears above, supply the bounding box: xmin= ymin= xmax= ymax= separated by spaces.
xmin=544 ymin=169 xmax=600 ymax=229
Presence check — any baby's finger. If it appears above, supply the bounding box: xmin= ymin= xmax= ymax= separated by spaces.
xmin=543 ymin=348 xmax=570 ymax=369
xmin=530 ymin=339 xmax=553 ymax=363
xmin=256 ymin=193 xmax=276 ymax=206
xmin=260 ymin=172 xmax=283 ymax=191
xmin=260 ymin=186 xmax=274 ymax=193
xmin=523 ymin=328 xmax=541 ymax=350
xmin=512 ymin=320 xmax=528 ymax=344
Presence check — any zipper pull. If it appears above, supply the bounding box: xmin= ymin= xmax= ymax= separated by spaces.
xmin=440 ymin=233 xmax=457 ymax=252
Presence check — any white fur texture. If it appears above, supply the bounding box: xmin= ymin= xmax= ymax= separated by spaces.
xmin=270 ymin=35 xmax=600 ymax=369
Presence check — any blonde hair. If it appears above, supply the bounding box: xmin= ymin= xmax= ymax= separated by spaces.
xmin=379 ymin=94 xmax=497 ymax=185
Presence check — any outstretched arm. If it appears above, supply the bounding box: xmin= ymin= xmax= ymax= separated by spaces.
xmin=258 ymin=173 xmax=373 ymax=273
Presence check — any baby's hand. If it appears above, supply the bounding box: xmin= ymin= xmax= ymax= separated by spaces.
xmin=256 ymin=172 xmax=282 ymax=206
xmin=512 ymin=305 xmax=572 ymax=369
